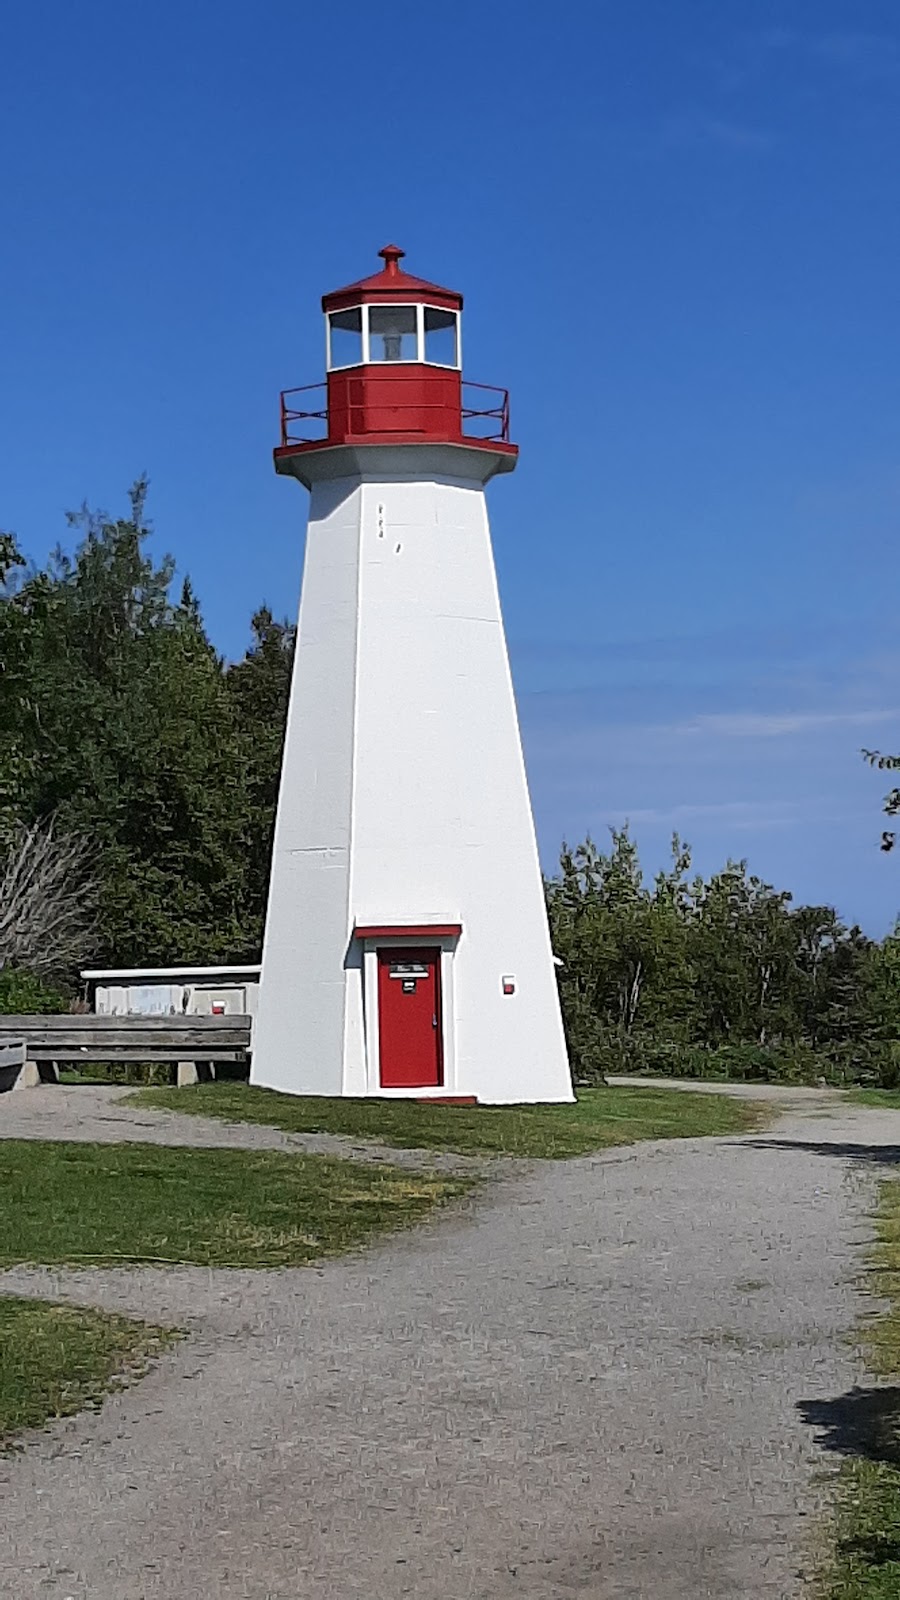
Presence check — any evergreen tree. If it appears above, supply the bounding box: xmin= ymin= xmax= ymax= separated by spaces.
xmin=0 ymin=484 xmax=252 ymax=965
xmin=226 ymin=606 xmax=295 ymax=957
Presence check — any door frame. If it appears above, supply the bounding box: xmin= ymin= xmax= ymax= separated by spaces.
xmin=353 ymin=924 xmax=461 ymax=1097
xmin=376 ymin=946 xmax=443 ymax=1090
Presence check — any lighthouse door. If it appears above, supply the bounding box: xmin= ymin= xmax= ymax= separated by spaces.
xmin=377 ymin=948 xmax=443 ymax=1089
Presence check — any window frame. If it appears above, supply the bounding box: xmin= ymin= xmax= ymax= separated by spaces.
xmin=325 ymin=303 xmax=462 ymax=372
xmin=365 ymin=303 xmax=420 ymax=366
xmin=325 ymin=306 xmax=364 ymax=372
xmin=421 ymin=304 xmax=461 ymax=370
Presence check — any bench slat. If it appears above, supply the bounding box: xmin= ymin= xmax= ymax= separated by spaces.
xmin=0 ymin=1014 xmax=251 ymax=1069
xmin=19 ymin=1046 xmax=246 ymax=1063
xmin=0 ymin=1014 xmax=251 ymax=1031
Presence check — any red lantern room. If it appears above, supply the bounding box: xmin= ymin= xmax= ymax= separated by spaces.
xmin=275 ymin=245 xmax=518 ymax=478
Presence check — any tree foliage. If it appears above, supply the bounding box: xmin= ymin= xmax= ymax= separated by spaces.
xmin=863 ymin=748 xmax=900 ymax=852
xmin=547 ymin=828 xmax=899 ymax=1086
xmin=0 ymin=483 xmax=293 ymax=979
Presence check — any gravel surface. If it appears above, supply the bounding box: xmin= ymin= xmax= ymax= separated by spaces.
xmin=0 ymin=1083 xmax=487 ymax=1172
xmin=0 ymin=1087 xmax=897 ymax=1598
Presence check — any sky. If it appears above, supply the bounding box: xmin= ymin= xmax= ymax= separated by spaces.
xmin=2 ymin=1 xmax=899 ymax=933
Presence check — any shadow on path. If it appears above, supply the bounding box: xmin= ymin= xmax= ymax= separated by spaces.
xmin=749 ymin=1138 xmax=900 ymax=1167
xmin=798 ymin=1385 xmax=900 ymax=1465
xmin=798 ymin=1387 xmax=900 ymax=1571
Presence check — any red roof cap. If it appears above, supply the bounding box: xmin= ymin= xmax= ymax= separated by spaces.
xmin=322 ymin=244 xmax=463 ymax=314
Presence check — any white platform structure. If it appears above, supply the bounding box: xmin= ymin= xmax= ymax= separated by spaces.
xmin=252 ymin=247 xmax=572 ymax=1103
xmin=81 ymin=965 xmax=260 ymax=1020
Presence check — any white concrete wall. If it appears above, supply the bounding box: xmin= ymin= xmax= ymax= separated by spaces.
xmin=96 ymin=984 xmax=183 ymax=1016
xmin=252 ymin=462 xmax=572 ymax=1103
xmin=185 ymin=986 xmax=253 ymax=1017
xmin=95 ymin=982 xmax=257 ymax=1018
xmin=252 ymin=478 xmax=362 ymax=1094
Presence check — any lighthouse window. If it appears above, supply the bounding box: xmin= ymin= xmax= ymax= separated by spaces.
xmin=327 ymin=308 xmax=363 ymax=369
xmin=368 ymin=305 xmax=417 ymax=363
xmin=424 ymin=308 xmax=459 ymax=368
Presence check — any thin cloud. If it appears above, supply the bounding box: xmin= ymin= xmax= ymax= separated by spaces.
xmin=755 ymin=26 xmax=900 ymax=82
xmin=662 ymin=112 xmax=775 ymax=154
xmin=813 ymin=31 xmax=900 ymax=80
xmin=614 ymin=798 xmax=847 ymax=832
xmin=756 ymin=27 xmax=797 ymax=51
xmin=672 ymin=708 xmax=900 ymax=739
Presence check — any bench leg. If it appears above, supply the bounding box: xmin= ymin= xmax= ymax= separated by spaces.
xmin=176 ymin=1062 xmax=215 ymax=1086
xmin=13 ymin=1061 xmax=41 ymax=1089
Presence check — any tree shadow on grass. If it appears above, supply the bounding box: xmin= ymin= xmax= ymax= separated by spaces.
xmin=800 ymin=1388 xmax=900 ymax=1571
xmin=750 ymin=1138 xmax=900 ymax=1167
xmin=798 ymin=1385 xmax=900 ymax=1465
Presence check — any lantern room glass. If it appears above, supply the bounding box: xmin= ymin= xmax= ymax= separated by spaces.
xmin=368 ymin=305 xmax=417 ymax=363
xmin=327 ymin=308 xmax=363 ymax=369
xmin=326 ymin=304 xmax=462 ymax=370
xmin=424 ymin=307 xmax=458 ymax=367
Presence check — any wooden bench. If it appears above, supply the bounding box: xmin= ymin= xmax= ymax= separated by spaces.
xmin=0 ymin=1040 xmax=31 ymax=1092
xmin=0 ymin=1014 xmax=252 ymax=1090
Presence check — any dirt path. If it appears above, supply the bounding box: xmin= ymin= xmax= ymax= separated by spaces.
xmin=1 ymin=1088 xmax=897 ymax=1598
xmin=0 ymin=1083 xmax=486 ymax=1172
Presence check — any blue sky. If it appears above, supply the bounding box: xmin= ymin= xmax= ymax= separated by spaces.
xmin=2 ymin=2 xmax=899 ymax=931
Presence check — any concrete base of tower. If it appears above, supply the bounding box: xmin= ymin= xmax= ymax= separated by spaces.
xmin=252 ymin=915 xmax=573 ymax=1105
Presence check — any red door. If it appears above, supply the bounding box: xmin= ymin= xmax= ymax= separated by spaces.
xmin=377 ymin=947 xmax=443 ymax=1089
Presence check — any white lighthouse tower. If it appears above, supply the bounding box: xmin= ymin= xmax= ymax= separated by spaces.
xmin=252 ymin=246 xmax=572 ymax=1104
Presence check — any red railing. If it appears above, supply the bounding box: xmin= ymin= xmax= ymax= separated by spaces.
xmin=279 ymin=380 xmax=511 ymax=447
xmin=461 ymin=380 xmax=510 ymax=443
xmin=280 ymin=383 xmax=328 ymax=445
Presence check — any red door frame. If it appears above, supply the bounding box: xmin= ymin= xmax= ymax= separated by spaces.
xmin=376 ymin=946 xmax=443 ymax=1089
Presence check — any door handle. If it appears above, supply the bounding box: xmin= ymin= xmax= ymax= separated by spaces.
xmin=432 ymin=1016 xmax=438 ymax=1028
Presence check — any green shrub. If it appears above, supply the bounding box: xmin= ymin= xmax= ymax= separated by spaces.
xmin=0 ymin=967 xmax=69 ymax=1014
xmin=823 ymin=1040 xmax=900 ymax=1090
xmin=629 ymin=1040 xmax=835 ymax=1085
xmin=61 ymin=1061 xmax=175 ymax=1087
xmin=564 ymin=1015 xmax=648 ymax=1083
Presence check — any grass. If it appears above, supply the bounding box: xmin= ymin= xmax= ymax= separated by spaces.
xmin=0 ymin=1139 xmax=468 ymax=1270
xmin=126 ymin=1081 xmax=765 ymax=1157
xmin=823 ymin=1182 xmax=900 ymax=1598
xmin=848 ymin=1090 xmax=900 ymax=1110
xmin=0 ymin=1296 xmax=179 ymax=1447
xmin=828 ymin=1460 xmax=900 ymax=1599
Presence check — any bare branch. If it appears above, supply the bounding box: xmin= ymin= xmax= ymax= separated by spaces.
xmin=0 ymin=816 xmax=99 ymax=980
xmin=863 ymin=749 xmax=900 ymax=772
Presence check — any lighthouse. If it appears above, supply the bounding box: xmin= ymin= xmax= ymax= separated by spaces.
xmin=252 ymin=246 xmax=572 ymax=1104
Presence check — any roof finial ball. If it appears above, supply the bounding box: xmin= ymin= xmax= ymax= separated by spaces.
xmin=378 ymin=243 xmax=405 ymax=276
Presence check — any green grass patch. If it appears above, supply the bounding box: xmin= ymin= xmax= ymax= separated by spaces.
xmin=126 ymin=1082 xmax=765 ymax=1158
xmin=0 ymin=1140 xmax=468 ymax=1269
xmin=847 ymin=1090 xmax=900 ymax=1111
xmin=862 ymin=1186 xmax=900 ymax=1377
xmin=823 ymin=1182 xmax=900 ymax=1597
xmin=0 ymin=1296 xmax=178 ymax=1446
xmin=828 ymin=1459 xmax=900 ymax=1599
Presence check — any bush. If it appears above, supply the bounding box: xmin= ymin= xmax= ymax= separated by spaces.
xmin=61 ymin=1061 xmax=175 ymax=1087
xmin=569 ymin=1031 xmax=900 ymax=1091
xmin=626 ymin=1040 xmax=838 ymax=1085
xmin=0 ymin=967 xmax=69 ymax=1014
xmin=564 ymin=1015 xmax=648 ymax=1084
xmin=823 ymin=1040 xmax=900 ymax=1090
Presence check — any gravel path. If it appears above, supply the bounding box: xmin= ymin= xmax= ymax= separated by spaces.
xmin=0 ymin=1087 xmax=897 ymax=1598
xmin=0 ymin=1083 xmax=487 ymax=1172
